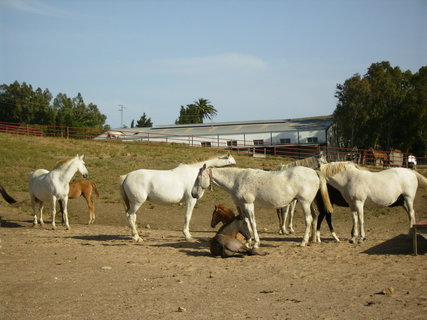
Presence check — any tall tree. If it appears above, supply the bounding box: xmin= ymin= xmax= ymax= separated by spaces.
xmin=175 ymin=98 xmax=218 ymax=124
xmin=135 ymin=112 xmax=153 ymax=127
xmin=333 ymin=61 xmax=426 ymax=155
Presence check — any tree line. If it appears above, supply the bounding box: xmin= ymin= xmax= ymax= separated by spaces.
xmin=333 ymin=61 xmax=426 ymax=156
xmin=2 ymin=61 xmax=425 ymax=156
xmin=0 ymin=81 xmax=107 ymax=128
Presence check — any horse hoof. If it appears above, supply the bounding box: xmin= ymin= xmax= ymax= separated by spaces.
xmin=349 ymin=238 xmax=355 ymax=244
xmin=300 ymin=242 xmax=307 ymax=247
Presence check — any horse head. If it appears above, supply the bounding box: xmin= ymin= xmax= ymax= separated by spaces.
xmin=217 ymin=152 xmax=236 ymax=167
xmin=75 ymin=154 xmax=89 ymax=178
xmin=191 ymin=164 xmax=210 ymax=199
xmin=211 ymin=204 xmax=235 ymax=228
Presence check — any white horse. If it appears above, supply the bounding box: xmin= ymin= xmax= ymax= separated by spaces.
xmin=191 ymin=165 xmax=332 ymax=247
xmin=29 ymin=155 xmax=89 ymax=230
xmin=319 ymin=162 xmax=427 ymax=243
xmin=275 ymin=152 xmax=328 ymax=235
xmin=119 ymin=153 xmax=236 ymax=242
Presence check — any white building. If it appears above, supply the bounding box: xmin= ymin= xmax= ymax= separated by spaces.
xmin=98 ymin=115 xmax=335 ymax=157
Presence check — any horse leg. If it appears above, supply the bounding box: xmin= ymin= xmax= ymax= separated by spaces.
xmin=183 ymin=198 xmax=197 ymax=241
xmin=50 ymin=198 xmax=57 ymax=230
xmin=349 ymin=200 xmax=364 ymax=243
xmin=277 ymin=207 xmax=287 ymax=235
xmin=30 ymin=195 xmax=40 ymax=226
xmin=403 ymin=196 xmax=416 ymax=237
xmin=60 ymin=198 xmax=71 ymax=230
xmin=287 ymin=200 xmax=296 ymax=234
xmin=300 ymin=201 xmax=313 ymax=247
xmin=126 ymin=201 xmax=143 ymax=242
xmin=325 ymin=212 xmax=340 ymax=242
xmin=83 ymin=193 xmax=95 ymax=224
xmin=243 ymin=203 xmax=260 ymax=248
xmin=310 ymin=205 xmax=318 ymax=243
xmin=316 ymin=209 xmax=326 ymax=243
xmin=355 ymin=201 xmax=365 ymax=243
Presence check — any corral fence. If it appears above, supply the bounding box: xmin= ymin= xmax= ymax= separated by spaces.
xmin=1 ymin=121 xmax=425 ymax=168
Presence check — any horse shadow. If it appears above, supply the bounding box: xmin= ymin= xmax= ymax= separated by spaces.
xmin=148 ymin=237 xmax=211 ymax=257
xmin=362 ymin=234 xmax=425 ymax=255
xmin=68 ymin=234 xmax=130 ymax=246
xmin=0 ymin=218 xmax=27 ymax=228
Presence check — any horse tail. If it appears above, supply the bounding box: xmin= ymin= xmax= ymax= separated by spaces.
xmin=0 ymin=184 xmax=17 ymax=204
xmin=91 ymin=182 xmax=100 ymax=198
xmin=413 ymin=171 xmax=427 ymax=189
xmin=119 ymin=175 xmax=130 ymax=211
xmin=316 ymin=171 xmax=333 ymax=214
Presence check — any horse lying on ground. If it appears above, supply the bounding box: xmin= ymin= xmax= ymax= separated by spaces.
xmin=319 ymin=162 xmax=427 ymax=243
xmin=210 ymin=214 xmax=267 ymax=258
xmin=211 ymin=204 xmax=245 ymax=242
xmin=68 ymin=179 xmax=99 ymax=224
xmin=0 ymin=184 xmax=17 ymax=204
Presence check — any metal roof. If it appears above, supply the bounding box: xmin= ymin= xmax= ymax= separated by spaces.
xmin=105 ymin=115 xmax=333 ymax=137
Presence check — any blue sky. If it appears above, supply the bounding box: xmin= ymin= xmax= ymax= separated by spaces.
xmin=1 ymin=0 xmax=426 ymax=128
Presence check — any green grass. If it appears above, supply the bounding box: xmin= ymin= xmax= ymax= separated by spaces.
xmin=0 ymin=133 xmax=285 ymax=202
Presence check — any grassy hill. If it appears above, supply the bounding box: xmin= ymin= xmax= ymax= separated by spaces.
xmin=0 ymin=133 xmax=286 ymax=203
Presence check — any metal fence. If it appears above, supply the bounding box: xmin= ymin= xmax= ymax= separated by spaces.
xmin=1 ymin=121 xmax=425 ymax=167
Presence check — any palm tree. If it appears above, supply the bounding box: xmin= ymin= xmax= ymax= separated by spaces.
xmin=192 ymin=98 xmax=217 ymax=122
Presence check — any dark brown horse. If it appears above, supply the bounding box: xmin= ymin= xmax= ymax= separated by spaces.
xmin=211 ymin=204 xmax=245 ymax=242
xmin=68 ymin=179 xmax=99 ymax=224
xmin=0 ymin=184 xmax=17 ymax=204
xmin=210 ymin=204 xmax=267 ymax=258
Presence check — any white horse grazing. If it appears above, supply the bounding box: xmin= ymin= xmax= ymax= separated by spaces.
xmin=275 ymin=152 xmax=328 ymax=235
xmin=319 ymin=162 xmax=427 ymax=243
xmin=29 ymin=155 xmax=89 ymax=230
xmin=119 ymin=153 xmax=236 ymax=242
xmin=192 ymin=165 xmax=332 ymax=247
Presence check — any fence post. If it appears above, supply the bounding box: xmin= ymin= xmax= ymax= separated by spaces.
xmin=66 ymin=127 xmax=70 ymax=139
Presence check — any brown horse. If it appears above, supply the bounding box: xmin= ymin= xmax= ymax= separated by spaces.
xmin=0 ymin=184 xmax=17 ymax=204
xmin=211 ymin=204 xmax=245 ymax=241
xmin=210 ymin=204 xmax=267 ymax=258
xmin=68 ymin=179 xmax=99 ymax=224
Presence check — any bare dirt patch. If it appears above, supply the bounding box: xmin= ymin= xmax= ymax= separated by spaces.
xmin=1 ymin=190 xmax=427 ymax=320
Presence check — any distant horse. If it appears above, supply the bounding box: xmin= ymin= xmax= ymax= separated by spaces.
xmin=210 ymin=214 xmax=266 ymax=258
xmin=119 ymin=153 xmax=236 ymax=242
xmin=0 ymin=184 xmax=17 ymax=204
xmin=211 ymin=204 xmax=245 ymax=242
xmin=107 ymin=131 xmax=124 ymax=139
xmin=68 ymin=179 xmax=99 ymax=224
xmin=319 ymin=162 xmax=427 ymax=243
xmin=275 ymin=152 xmax=328 ymax=235
xmin=29 ymin=155 xmax=89 ymax=230
xmin=192 ymin=165 xmax=333 ymax=247
xmin=368 ymin=148 xmax=389 ymax=167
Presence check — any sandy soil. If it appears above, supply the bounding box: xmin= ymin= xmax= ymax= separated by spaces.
xmin=1 ymin=190 xmax=427 ymax=320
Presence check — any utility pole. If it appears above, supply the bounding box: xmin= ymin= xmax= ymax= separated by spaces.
xmin=118 ymin=104 xmax=125 ymax=128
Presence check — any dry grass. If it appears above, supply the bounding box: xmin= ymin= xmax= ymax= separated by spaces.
xmin=0 ymin=133 xmax=285 ymax=202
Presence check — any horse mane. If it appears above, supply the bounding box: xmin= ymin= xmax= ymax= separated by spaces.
xmin=179 ymin=154 xmax=232 ymax=168
xmin=320 ymin=161 xmax=365 ymax=177
xmin=277 ymin=154 xmax=323 ymax=170
xmin=53 ymin=157 xmax=75 ymax=170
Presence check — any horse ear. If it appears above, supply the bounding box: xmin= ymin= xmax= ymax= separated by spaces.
xmin=202 ymin=163 xmax=207 ymax=170
xmin=79 ymin=154 xmax=85 ymax=160
xmin=227 ymin=151 xmax=231 ymax=157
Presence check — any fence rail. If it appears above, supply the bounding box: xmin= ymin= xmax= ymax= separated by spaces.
xmin=1 ymin=121 xmax=425 ymax=167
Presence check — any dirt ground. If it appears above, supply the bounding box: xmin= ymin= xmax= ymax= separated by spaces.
xmin=1 ymin=189 xmax=427 ymax=320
